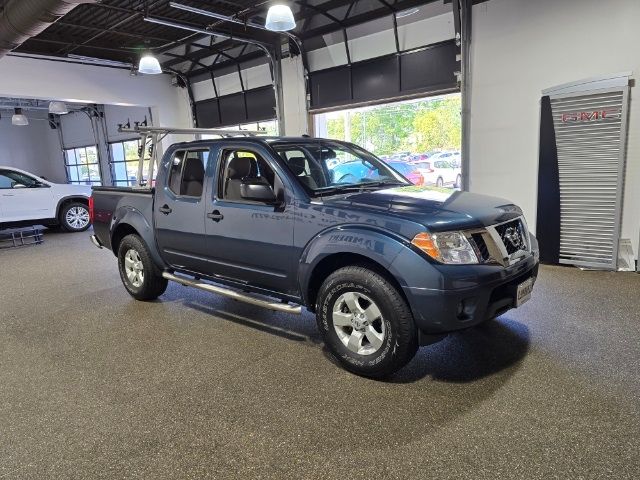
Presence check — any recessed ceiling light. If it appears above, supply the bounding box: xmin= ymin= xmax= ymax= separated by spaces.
xmin=396 ymin=7 xmax=420 ymax=18
xmin=265 ymin=5 xmax=296 ymax=31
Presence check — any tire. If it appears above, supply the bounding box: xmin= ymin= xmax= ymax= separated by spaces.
xmin=117 ymin=234 xmax=168 ymax=301
xmin=455 ymin=174 xmax=462 ymax=189
xmin=436 ymin=177 xmax=444 ymax=187
xmin=60 ymin=202 xmax=91 ymax=232
xmin=316 ymin=266 xmax=418 ymax=378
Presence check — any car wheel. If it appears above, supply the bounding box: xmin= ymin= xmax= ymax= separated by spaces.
xmin=455 ymin=174 xmax=462 ymax=189
xmin=60 ymin=202 xmax=91 ymax=232
xmin=316 ymin=266 xmax=418 ymax=378
xmin=117 ymin=234 xmax=168 ymax=301
xmin=436 ymin=177 xmax=444 ymax=187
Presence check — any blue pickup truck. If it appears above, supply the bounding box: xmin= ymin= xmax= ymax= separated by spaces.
xmin=90 ymin=137 xmax=539 ymax=378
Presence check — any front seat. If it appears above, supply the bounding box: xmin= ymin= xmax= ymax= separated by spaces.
xmin=288 ymin=156 xmax=318 ymax=190
xmin=225 ymin=155 xmax=254 ymax=201
xmin=180 ymin=156 xmax=205 ymax=196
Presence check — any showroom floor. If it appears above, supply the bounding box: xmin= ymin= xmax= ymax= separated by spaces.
xmin=1 ymin=231 xmax=638 ymax=479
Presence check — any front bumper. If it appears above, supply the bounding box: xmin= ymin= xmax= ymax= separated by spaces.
xmin=402 ymin=254 xmax=539 ymax=335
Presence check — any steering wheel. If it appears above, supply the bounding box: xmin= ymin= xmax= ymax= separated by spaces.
xmin=336 ymin=173 xmax=357 ymax=183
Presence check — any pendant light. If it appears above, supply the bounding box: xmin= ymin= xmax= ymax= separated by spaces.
xmin=138 ymin=54 xmax=162 ymax=74
xmin=49 ymin=101 xmax=69 ymax=114
xmin=265 ymin=5 xmax=296 ymax=32
xmin=12 ymin=108 xmax=29 ymax=126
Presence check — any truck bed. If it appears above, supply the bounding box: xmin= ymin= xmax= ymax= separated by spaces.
xmin=91 ymin=186 xmax=155 ymax=252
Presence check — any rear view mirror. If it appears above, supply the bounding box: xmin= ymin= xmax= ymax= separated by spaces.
xmin=240 ymin=180 xmax=277 ymax=203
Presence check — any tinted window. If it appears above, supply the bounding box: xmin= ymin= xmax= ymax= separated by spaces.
xmin=218 ymin=149 xmax=276 ymax=203
xmin=167 ymin=150 xmax=207 ymax=197
xmin=0 ymin=169 xmax=40 ymax=189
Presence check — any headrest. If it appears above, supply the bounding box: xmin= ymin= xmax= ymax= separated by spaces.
xmin=182 ymin=157 xmax=204 ymax=181
xmin=228 ymin=156 xmax=253 ymax=180
xmin=288 ymin=156 xmax=307 ymax=176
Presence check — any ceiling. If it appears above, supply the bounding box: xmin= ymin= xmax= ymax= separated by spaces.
xmin=0 ymin=0 xmax=441 ymax=77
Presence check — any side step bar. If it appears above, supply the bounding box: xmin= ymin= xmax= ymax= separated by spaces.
xmin=162 ymin=272 xmax=302 ymax=315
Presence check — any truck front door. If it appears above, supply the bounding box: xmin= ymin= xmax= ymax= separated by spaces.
xmin=203 ymin=144 xmax=295 ymax=294
xmin=154 ymin=147 xmax=210 ymax=273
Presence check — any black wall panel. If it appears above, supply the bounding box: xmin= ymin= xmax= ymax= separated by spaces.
xmin=195 ymin=99 xmax=221 ymax=128
xmin=309 ymin=39 xmax=459 ymax=110
xmin=245 ymin=86 xmax=277 ymax=122
xmin=400 ymin=42 xmax=458 ymax=93
xmin=309 ymin=66 xmax=351 ymax=109
xmin=352 ymin=56 xmax=399 ymax=102
xmin=194 ymin=86 xmax=276 ymax=128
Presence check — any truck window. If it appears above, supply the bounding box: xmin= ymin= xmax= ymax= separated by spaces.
xmin=167 ymin=149 xmax=207 ymax=198
xmin=218 ymin=149 xmax=276 ymax=203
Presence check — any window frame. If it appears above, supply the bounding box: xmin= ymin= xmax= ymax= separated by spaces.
xmin=215 ymin=147 xmax=282 ymax=206
xmin=109 ymin=138 xmax=151 ymax=187
xmin=165 ymin=148 xmax=210 ymax=200
xmin=63 ymin=145 xmax=102 ymax=186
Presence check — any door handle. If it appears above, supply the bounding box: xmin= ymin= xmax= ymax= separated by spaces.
xmin=207 ymin=210 xmax=224 ymax=222
xmin=159 ymin=204 xmax=172 ymax=215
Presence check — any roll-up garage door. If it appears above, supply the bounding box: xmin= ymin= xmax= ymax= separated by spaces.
xmin=549 ymin=87 xmax=629 ymax=269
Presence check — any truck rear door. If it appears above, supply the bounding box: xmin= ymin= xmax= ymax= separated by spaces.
xmin=154 ymin=147 xmax=210 ymax=273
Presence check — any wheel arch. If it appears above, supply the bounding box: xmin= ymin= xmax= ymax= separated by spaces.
xmin=298 ymin=225 xmax=412 ymax=311
xmin=110 ymin=207 xmax=165 ymax=268
xmin=56 ymin=195 xmax=89 ymax=219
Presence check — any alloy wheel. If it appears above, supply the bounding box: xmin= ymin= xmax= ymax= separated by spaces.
xmin=332 ymin=291 xmax=386 ymax=355
xmin=124 ymin=249 xmax=145 ymax=288
xmin=65 ymin=206 xmax=90 ymax=229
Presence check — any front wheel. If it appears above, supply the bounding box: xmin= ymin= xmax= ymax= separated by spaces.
xmin=316 ymin=266 xmax=418 ymax=378
xmin=60 ymin=202 xmax=91 ymax=232
xmin=117 ymin=234 xmax=168 ymax=301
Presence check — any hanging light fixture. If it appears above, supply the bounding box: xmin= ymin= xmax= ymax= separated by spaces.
xmin=265 ymin=4 xmax=296 ymax=31
xmin=12 ymin=108 xmax=29 ymax=126
xmin=138 ymin=53 xmax=163 ymax=74
xmin=49 ymin=101 xmax=69 ymax=115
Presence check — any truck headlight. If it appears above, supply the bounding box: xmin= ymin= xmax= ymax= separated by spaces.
xmin=411 ymin=231 xmax=479 ymax=264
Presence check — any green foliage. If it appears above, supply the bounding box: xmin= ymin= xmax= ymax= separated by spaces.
xmin=323 ymin=96 xmax=461 ymax=156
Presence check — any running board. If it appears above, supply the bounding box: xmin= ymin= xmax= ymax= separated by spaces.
xmin=162 ymin=272 xmax=302 ymax=315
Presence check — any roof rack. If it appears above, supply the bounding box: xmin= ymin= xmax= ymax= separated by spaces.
xmin=117 ymin=121 xmax=266 ymax=188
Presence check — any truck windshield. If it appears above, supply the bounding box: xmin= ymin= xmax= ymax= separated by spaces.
xmin=271 ymin=140 xmax=408 ymax=195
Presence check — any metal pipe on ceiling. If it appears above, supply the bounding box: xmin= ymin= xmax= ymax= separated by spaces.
xmin=0 ymin=0 xmax=96 ymax=59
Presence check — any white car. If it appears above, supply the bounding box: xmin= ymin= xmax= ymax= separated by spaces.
xmin=0 ymin=166 xmax=92 ymax=232
xmin=418 ymin=158 xmax=462 ymax=188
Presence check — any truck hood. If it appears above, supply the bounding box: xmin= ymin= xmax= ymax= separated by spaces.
xmin=321 ymin=186 xmax=523 ymax=231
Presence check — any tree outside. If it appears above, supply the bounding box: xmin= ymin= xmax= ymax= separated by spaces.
xmin=319 ymin=94 xmax=461 ymax=157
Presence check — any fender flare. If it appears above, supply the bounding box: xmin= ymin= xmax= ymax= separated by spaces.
xmin=297 ymin=224 xmax=414 ymax=305
xmin=110 ymin=205 xmax=165 ymax=268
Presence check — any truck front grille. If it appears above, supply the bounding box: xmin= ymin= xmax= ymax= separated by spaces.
xmin=493 ymin=219 xmax=527 ymax=255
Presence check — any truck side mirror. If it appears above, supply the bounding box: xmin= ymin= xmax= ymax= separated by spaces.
xmin=240 ymin=180 xmax=277 ymax=203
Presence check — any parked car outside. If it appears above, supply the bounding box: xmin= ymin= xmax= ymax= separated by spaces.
xmin=422 ymin=159 xmax=462 ymax=188
xmin=387 ymin=160 xmax=425 ymax=185
xmin=0 ymin=166 xmax=92 ymax=231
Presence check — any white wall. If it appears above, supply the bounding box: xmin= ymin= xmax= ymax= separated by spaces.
xmin=469 ymin=0 xmax=640 ymax=260
xmin=281 ymin=56 xmax=308 ymax=136
xmin=0 ymin=55 xmax=193 ymax=151
xmin=0 ymin=115 xmax=66 ymax=182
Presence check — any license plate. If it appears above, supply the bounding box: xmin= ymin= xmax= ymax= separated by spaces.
xmin=516 ymin=277 xmax=534 ymax=307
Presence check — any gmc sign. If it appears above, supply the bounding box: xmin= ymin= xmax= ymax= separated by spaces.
xmin=561 ymin=108 xmax=621 ymax=122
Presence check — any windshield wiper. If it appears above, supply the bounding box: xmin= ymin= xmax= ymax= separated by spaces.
xmin=312 ymin=180 xmax=405 ymax=197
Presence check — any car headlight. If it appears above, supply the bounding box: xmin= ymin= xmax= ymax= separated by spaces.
xmin=411 ymin=231 xmax=479 ymax=264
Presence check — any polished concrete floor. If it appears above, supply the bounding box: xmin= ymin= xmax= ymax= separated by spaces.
xmin=1 ymin=230 xmax=639 ymax=479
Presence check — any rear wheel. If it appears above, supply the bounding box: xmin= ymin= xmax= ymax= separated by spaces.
xmin=436 ymin=177 xmax=444 ymax=187
xmin=117 ymin=234 xmax=167 ymax=301
xmin=316 ymin=266 xmax=418 ymax=378
xmin=60 ymin=202 xmax=90 ymax=232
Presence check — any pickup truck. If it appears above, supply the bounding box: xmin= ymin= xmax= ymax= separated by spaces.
xmin=90 ymin=137 xmax=539 ymax=378
xmin=0 ymin=166 xmax=92 ymax=231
